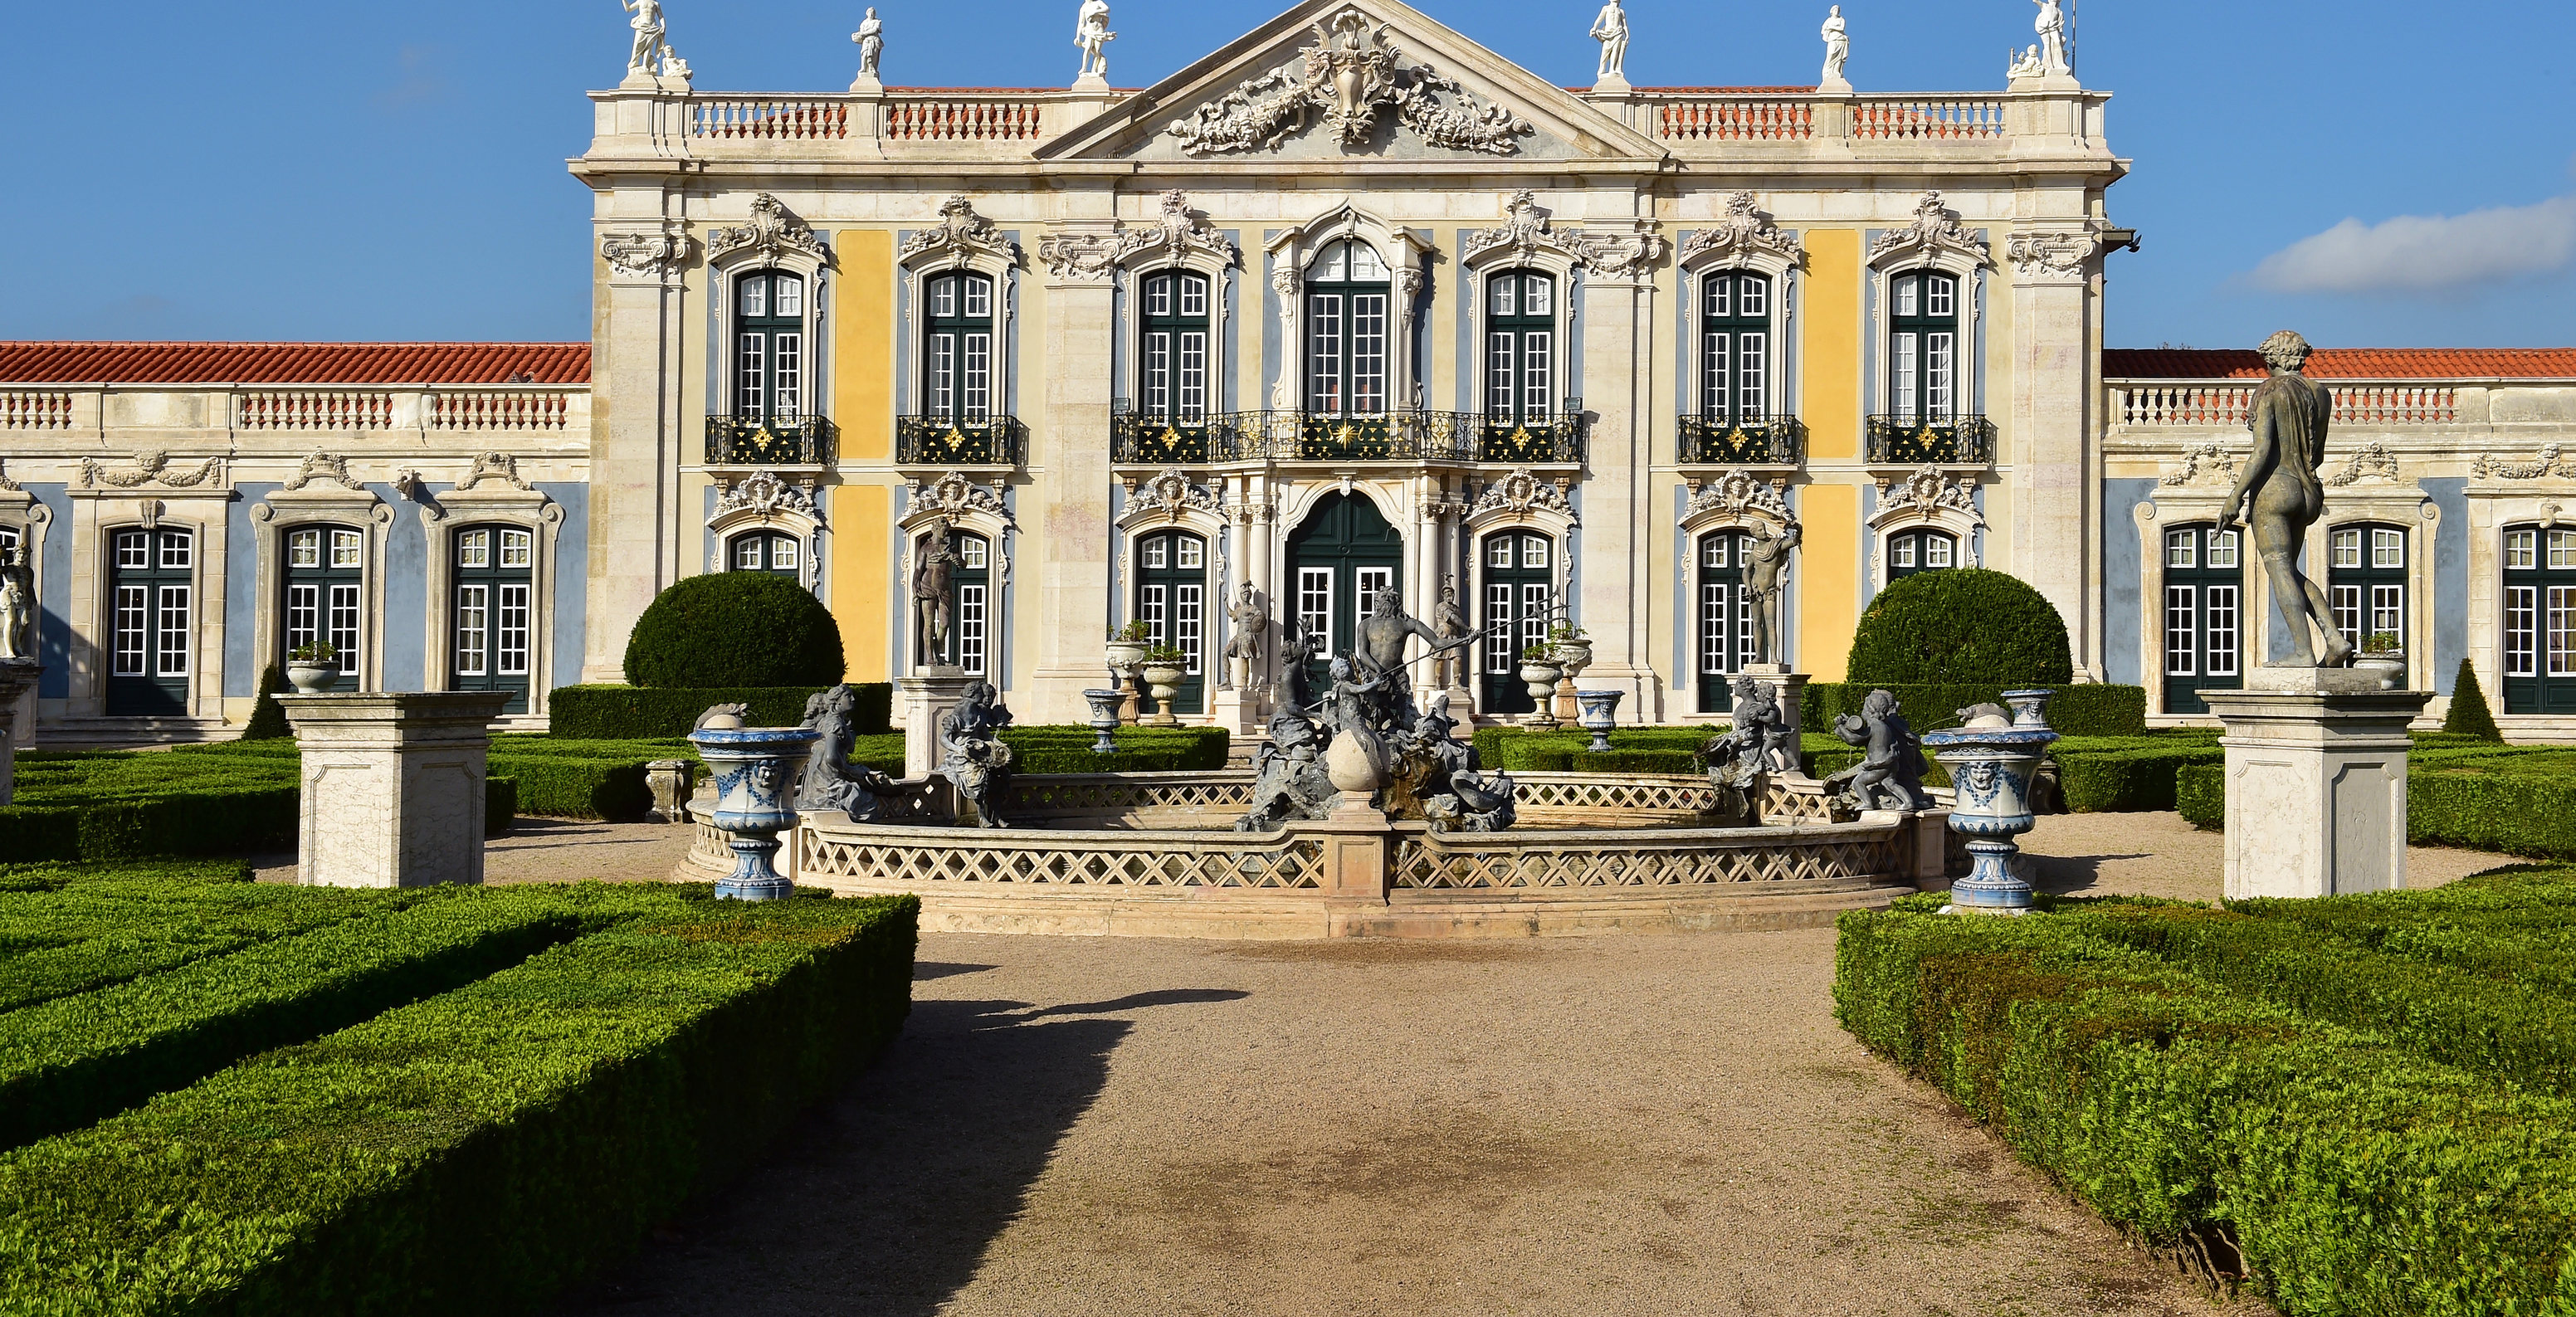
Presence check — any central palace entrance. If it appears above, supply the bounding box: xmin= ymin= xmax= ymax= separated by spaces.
xmin=1286 ymin=491 xmax=1403 ymax=694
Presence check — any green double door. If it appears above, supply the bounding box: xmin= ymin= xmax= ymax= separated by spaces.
xmin=1286 ymin=491 xmax=1403 ymax=700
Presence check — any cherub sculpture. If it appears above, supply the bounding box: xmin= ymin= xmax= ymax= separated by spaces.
xmin=939 ymin=680 xmax=1017 ymax=827
xmin=1822 ymin=689 xmax=1931 ymax=812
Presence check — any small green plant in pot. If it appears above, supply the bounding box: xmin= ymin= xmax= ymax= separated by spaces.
xmin=1138 ymin=645 xmax=1190 ymax=726
xmin=285 ymin=642 xmax=340 ymax=694
xmin=2354 ymin=630 xmax=2406 ymax=690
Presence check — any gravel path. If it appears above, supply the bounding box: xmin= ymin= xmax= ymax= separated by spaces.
xmin=2022 ymin=810 xmax=2515 ymax=902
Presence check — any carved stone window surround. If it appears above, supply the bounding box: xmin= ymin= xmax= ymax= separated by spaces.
xmin=1458 ymin=193 xmax=1586 ymax=431
xmin=705 ymin=196 xmax=833 ymax=449
xmin=2464 ymin=487 xmax=2576 ymax=717
xmin=250 ymin=484 xmax=395 ymax=695
xmin=1265 ymin=203 xmax=1435 ymax=414
xmin=417 ymin=484 xmax=565 ymax=717
xmin=897 ymin=197 xmax=1021 ymax=422
xmin=897 ymin=471 xmax=1014 ymax=680
xmin=1108 ymin=192 xmax=1240 ymax=422
xmin=1866 ymin=193 xmax=1990 ymax=437
xmin=64 ymin=484 xmax=236 ymax=719
xmin=1866 ymin=466 xmax=1986 ymax=589
xmin=1676 ymin=193 xmax=1805 ymax=460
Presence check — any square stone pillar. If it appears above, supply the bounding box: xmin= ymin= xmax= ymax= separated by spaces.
xmin=2203 ymin=671 xmax=2432 ymax=900
xmin=0 ymin=661 xmax=37 ymax=807
xmin=277 ymin=692 xmax=512 ymax=889
xmin=896 ymin=670 xmax=974 ymax=780
xmin=1287 ymin=798 xmax=1395 ymax=908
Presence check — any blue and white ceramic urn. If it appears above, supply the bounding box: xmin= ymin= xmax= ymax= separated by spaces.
xmin=687 ymin=724 xmax=822 ymax=901
xmin=1575 ymin=689 xmax=1625 ymax=754
xmin=1920 ymin=690 xmax=2060 ymax=913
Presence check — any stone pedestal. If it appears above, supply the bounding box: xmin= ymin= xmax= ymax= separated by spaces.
xmin=277 ymin=692 xmax=511 ymax=889
xmin=896 ymin=669 xmax=973 ymax=781
xmin=645 ymin=759 xmax=694 ymax=823
xmin=1290 ymin=795 xmax=1395 ymax=906
xmin=0 ymin=661 xmax=37 ymax=806
xmin=2204 ymin=671 xmax=2432 ymax=900
xmin=1211 ymin=683 xmax=1271 ymax=740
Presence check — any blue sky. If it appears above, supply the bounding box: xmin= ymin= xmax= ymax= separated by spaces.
xmin=5 ymin=1 xmax=2569 ymax=349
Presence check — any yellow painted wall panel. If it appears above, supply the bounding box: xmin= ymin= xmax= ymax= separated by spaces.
xmin=837 ymin=230 xmax=895 ymax=462
xmin=1802 ymin=229 xmax=1861 ymax=462
xmin=1798 ymin=481 xmax=1860 ymax=683
xmin=832 ymin=482 xmax=891 ymax=682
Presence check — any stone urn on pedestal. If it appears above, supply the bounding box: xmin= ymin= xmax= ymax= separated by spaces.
xmin=1139 ymin=648 xmax=1188 ymax=728
xmin=1549 ymin=630 xmax=1592 ymax=724
xmin=2354 ymin=633 xmax=2406 ymax=691
xmin=1575 ymin=690 xmax=1624 ymax=754
xmin=1517 ymin=650 xmax=1564 ymax=729
xmin=1082 ymin=689 xmax=1125 ymax=754
xmin=687 ymin=714 xmax=822 ymax=902
xmin=1106 ymin=624 xmax=1150 ymax=725
xmin=286 ymin=644 xmax=339 ymax=694
xmin=1920 ymin=690 xmax=2060 ymax=915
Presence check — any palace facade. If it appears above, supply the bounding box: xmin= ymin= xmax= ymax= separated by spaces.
xmin=2 ymin=0 xmax=2570 ymax=742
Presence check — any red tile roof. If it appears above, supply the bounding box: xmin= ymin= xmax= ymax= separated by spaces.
xmin=2106 ymin=347 xmax=2576 ymax=381
xmin=0 ymin=342 xmax=591 ymax=386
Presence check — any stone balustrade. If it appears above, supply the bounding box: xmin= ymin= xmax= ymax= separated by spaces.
xmin=2113 ymin=381 xmax=2465 ymax=429
xmin=1 ymin=393 xmax=74 ymax=431
xmin=0 ymin=383 xmax=587 ymax=439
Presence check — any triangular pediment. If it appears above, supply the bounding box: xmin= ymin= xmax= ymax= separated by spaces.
xmin=1037 ymin=0 xmax=1667 ymax=167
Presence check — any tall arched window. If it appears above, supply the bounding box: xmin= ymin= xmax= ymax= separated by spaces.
xmin=734 ymin=271 xmax=805 ymax=426
xmin=1484 ymin=271 xmax=1554 ymax=427
xmin=1695 ymin=530 xmax=1754 ymax=713
xmin=1888 ymin=271 xmax=1957 ymax=424
xmin=2503 ymin=524 xmax=2576 ymax=714
xmin=2328 ymin=523 xmax=2406 ymax=655
xmin=2161 ymin=523 xmax=2242 ymax=714
xmin=283 ymin=525 xmax=361 ymax=691
xmin=1134 ymin=529 xmax=1206 ymax=716
xmin=1480 ymin=531 xmax=1553 ymax=715
xmin=1700 ymin=273 xmax=1770 ymax=424
xmin=452 ymin=525 xmax=533 ymax=714
xmin=1140 ymin=272 xmax=1210 ymax=423
xmin=107 ymin=527 xmax=191 ymax=716
xmin=1886 ymin=529 xmax=1956 ymax=579
xmin=729 ymin=530 xmax=802 ymax=580
xmin=1305 ymin=240 xmax=1390 ymax=417
xmin=925 ymin=272 xmax=994 ymax=424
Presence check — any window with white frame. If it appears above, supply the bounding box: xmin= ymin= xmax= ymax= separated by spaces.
xmin=734 ymin=271 xmax=806 ymax=425
xmin=1140 ymin=272 xmax=1211 ymax=422
xmin=1699 ymin=273 xmax=1771 ymax=424
xmin=1888 ymin=271 xmax=1958 ymax=424
xmin=925 ymin=272 xmax=995 ymax=424
xmin=1485 ymin=271 xmax=1554 ymax=426
xmin=1305 ymin=240 xmax=1391 ymax=417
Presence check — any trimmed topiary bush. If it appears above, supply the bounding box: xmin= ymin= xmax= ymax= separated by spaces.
xmin=622 ymin=573 xmax=844 ymax=690
xmin=1846 ymin=568 xmax=2073 ymax=685
xmin=240 ymin=665 xmax=291 ymax=741
xmin=2444 ymin=657 xmax=2505 ymax=743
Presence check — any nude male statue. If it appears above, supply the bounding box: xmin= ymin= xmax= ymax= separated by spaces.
xmin=1073 ymin=0 xmax=1115 ymax=80
xmin=622 ymin=0 xmax=667 ymax=73
xmin=1744 ymin=522 xmax=1801 ymax=666
xmin=1352 ymin=588 xmax=1475 ymax=723
xmin=2032 ymin=0 xmax=2069 ymax=75
xmin=911 ymin=534 xmax=962 ymax=667
xmin=2218 ymin=330 xmax=2352 ymax=669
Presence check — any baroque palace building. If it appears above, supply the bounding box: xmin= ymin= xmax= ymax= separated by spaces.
xmin=1 ymin=0 xmax=2571 ymax=741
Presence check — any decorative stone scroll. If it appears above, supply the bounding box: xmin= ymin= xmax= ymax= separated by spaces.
xmin=2157 ymin=441 xmax=2238 ymax=488
xmin=599 ymin=232 xmax=688 ymax=280
xmin=2005 ymin=222 xmax=2108 ymax=282
xmin=904 ymin=469 xmax=1015 ymax=531
xmin=1679 ymin=193 xmax=1802 ymax=269
xmin=1120 ymin=469 xmax=1220 ymax=525
xmin=900 ymin=196 xmax=1016 ymax=270
xmin=1472 ymin=468 xmax=1575 ymax=519
xmin=1686 ymin=469 xmax=1795 ymax=528
xmin=1164 ymin=8 xmax=1533 ymax=158
xmin=707 ymin=193 xmax=827 ymax=264
xmin=80 ymin=450 xmax=222 ymax=490
xmin=1868 ymin=191 xmax=1989 ymax=267
xmin=2325 ymin=441 xmax=2403 ymax=488
xmin=281 ymin=451 xmax=360 ymax=492
xmin=453 ymin=451 xmax=530 ymax=492
xmin=1570 ymin=227 xmax=1667 ymax=280
xmin=1118 ymin=190 xmax=1237 ymax=269
xmin=715 ymin=471 xmax=816 ymax=521
xmin=1462 ymin=191 xmax=1583 ymax=267
xmin=1037 ymin=232 xmax=1121 ymax=281
xmin=2472 ymin=445 xmax=2564 ymax=480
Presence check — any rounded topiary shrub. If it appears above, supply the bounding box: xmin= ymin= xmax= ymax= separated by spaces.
xmin=1846 ymin=568 xmax=2073 ymax=685
xmin=623 ymin=573 xmax=845 ymax=689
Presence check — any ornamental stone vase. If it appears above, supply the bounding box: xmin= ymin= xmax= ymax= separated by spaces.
xmin=1922 ymin=710 xmax=2059 ymax=915
xmin=1082 ymin=689 xmax=1125 ymax=753
xmin=287 ymin=662 xmax=336 ymax=694
xmin=2353 ymin=647 xmax=2406 ymax=691
xmin=1140 ymin=663 xmax=1186 ymax=727
xmin=1518 ymin=661 xmax=1564 ymax=728
xmin=1575 ymin=689 xmax=1624 ymax=754
xmin=686 ymin=724 xmax=822 ymax=901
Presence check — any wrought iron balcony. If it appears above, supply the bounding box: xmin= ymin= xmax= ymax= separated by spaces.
xmin=705 ymin=414 xmax=832 ymax=466
xmin=1205 ymin=411 xmax=1481 ymax=463
xmin=1479 ymin=399 xmax=1586 ymax=464
xmin=1677 ymin=415 xmax=1805 ymax=466
xmin=1111 ymin=402 xmax=1213 ymax=466
xmin=1865 ymin=414 xmax=1994 ymax=466
xmin=896 ymin=413 xmax=1026 ymax=467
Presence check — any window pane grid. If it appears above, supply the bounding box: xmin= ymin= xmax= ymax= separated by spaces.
xmin=957 ymin=584 xmax=987 ymax=676
xmin=156 ymin=586 xmax=190 ymax=676
xmin=2552 ymin=587 xmax=2576 ymax=678
xmin=2206 ymin=585 xmax=2239 ymax=676
xmin=455 ymin=585 xmax=489 ymax=676
xmin=2506 ymin=585 xmax=2538 ymax=676
xmin=113 ymin=586 xmax=146 ymax=676
xmin=1177 ymin=585 xmax=1203 ymax=676
xmin=2165 ymin=586 xmax=2197 ymax=676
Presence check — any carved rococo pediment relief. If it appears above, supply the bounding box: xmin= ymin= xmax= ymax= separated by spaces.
xmin=2325 ymin=441 xmax=2403 ymax=488
xmin=281 ymin=451 xmax=361 ymax=493
xmin=1869 ymin=191 xmax=1990 ymax=268
xmin=1684 ymin=469 xmax=1795 ymax=529
xmin=902 ymin=470 xmax=1015 ymax=531
xmin=1043 ymin=193 xmax=1241 ymax=282
xmin=1469 ymin=468 xmax=1577 ymax=525
xmin=713 ymin=470 xmax=817 ymax=523
xmin=708 ymin=193 xmax=828 ymax=265
xmin=900 ymin=197 xmax=1017 ymax=270
xmin=2472 ymin=445 xmax=2565 ymax=481
xmin=454 ymin=451 xmax=531 ymax=493
xmin=1873 ymin=466 xmax=1985 ymax=524
xmin=1679 ymin=193 xmax=1803 ymax=270
xmin=1461 ymin=191 xmax=1583 ymax=268
xmin=2157 ymin=441 xmax=2239 ymax=489
xmin=1118 ymin=469 xmax=1222 ymax=527
xmin=79 ymin=450 xmax=224 ymax=490
xmin=1165 ymin=7 xmax=1533 ymax=158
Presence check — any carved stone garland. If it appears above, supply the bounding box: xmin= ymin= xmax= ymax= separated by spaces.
xmin=2473 ymin=445 xmax=2565 ymax=480
xmin=2325 ymin=441 xmax=2403 ymax=488
xmin=80 ymin=450 xmax=222 ymax=490
xmin=1165 ymin=9 xmax=1533 ymax=158
xmin=281 ymin=451 xmax=360 ymax=492
xmin=2158 ymin=441 xmax=2238 ymax=489
xmin=708 ymin=193 xmax=828 ymax=264
xmin=1042 ymin=190 xmax=1243 ymax=282
xmin=900 ymin=196 xmax=1016 ymax=271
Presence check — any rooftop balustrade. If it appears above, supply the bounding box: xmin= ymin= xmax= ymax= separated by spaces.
xmin=2110 ymin=381 xmax=2464 ymax=429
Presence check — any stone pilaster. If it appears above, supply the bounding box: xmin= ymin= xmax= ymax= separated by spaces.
xmin=1029 ymin=213 xmax=1120 ymax=724
xmin=2006 ymin=222 xmax=2107 ymax=680
xmin=587 ymin=210 xmax=691 ymax=682
xmin=1573 ymin=216 xmax=1663 ymax=720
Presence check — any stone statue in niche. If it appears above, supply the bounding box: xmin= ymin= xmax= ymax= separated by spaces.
xmin=939 ymin=680 xmax=1017 ymax=828
xmin=0 ymin=549 xmax=32 ymax=664
xmin=1432 ymin=581 xmax=1472 ymax=691
xmin=1822 ymin=689 xmax=1932 ymax=813
xmin=1236 ymin=710 xmax=1339 ymax=832
xmin=798 ymin=685 xmax=898 ymax=821
xmin=1222 ymin=584 xmax=1267 ymax=690
xmin=1589 ymin=0 xmax=1629 ymax=83
xmin=1744 ymin=522 xmax=1800 ymax=666
xmin=1073 ymin=0 xmax=1115 ymax=81
xmin=2217 ymin=330 xmax=2351 ymax=668
xmin=911 ymin=534 xmax=961 ymax=669
xmin=851 ymin=7 xmax=885 ymax=80
xmin=1819 ymin=6 xmax=1850 ymax=88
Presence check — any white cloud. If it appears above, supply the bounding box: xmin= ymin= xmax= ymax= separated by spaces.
xmin=2248 ymin=196 xmax=2576 ymax=294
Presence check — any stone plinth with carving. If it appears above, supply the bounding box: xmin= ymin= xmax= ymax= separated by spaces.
xmin=277 ymin=692 xmax=511 ymax=888
xmin=898 ymin=670 xmax=975 ymax=780
xmin=0 ymin=661 xmax=37 ymax=806
xmin=2205 ymin=671 xmax=2432 ymax=900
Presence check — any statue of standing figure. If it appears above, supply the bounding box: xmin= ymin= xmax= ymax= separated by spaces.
xmin=1431 ymin=581 xmax=1471 ymax=691
xmin=851 ymin=7 xmax=885 ymax=80
xmin=939 ymin=680 xmax=1017 ymax=827
xmin=1589 ymin=0 xmax=1629 ymax=83
xmin=1073 ymin=0 xmax=1115 ymax=81
xmin=1222 ymin=584 xmax=1267 ymax=690
xmin=1819 ymin=6 xmax=1850 ymax=88
xmin=2032 ymin=0 xmax=2070 ymax=76
xmin=1744 ymin=522 xmax=1800 ymax=666
xmin=1352 ymin=588 xmax=1476 ymax=730
xmin=0 ymin=549 xmax=32 ymax=664
xmin=2218 ymin=330 xmax=2352 ymax=669
xmin=622 ymin=0 xmax=669 ymax=75
xmin=911 ymin=533 xmax=961 ymax=668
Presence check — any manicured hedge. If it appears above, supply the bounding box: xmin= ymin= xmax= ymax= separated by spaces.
xmin=1505 ymin=748 xmax=1702 ymax=774
xmin=2444 ymin=657 xmax=2505 ymax=742
xmin=2181 ymin=748 xmax=2576 ymax=857
xmin=0 ymin=861 xmax=387 ymax=1016
xmin=1474 ymin=725 xmax=1710 ymax=773
xmin=623 ymin=572 xmax=846 ymax=689
xmin=545 ymin=683 xmax=891 ymax=741
xmin=1801 ymin=683 xmax=2147 ymax=738
xmin=0 ymin=892 xmax=919 ymax=1317
xmin=485 ymin=754 xmax=650 ymax=821
xmin=2177 ymin=763 xmax=2224 ymax=829
xmin=2048 ymin=739 xmax=2227 ymax=813
xmin=1846 ymin=568 xmax=2075 ymax=685
xmin=0 ymin=891 xmax=588 ymax=1150
xmin=1836 ymin=890 xmax=2576 ymax=1315
xmin=2 ymin=751 xmax=519 ymax=857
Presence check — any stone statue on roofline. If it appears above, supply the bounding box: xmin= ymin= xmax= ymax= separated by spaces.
xmin=852 ymin=7 xmax=885 ymax=82
xmin=2217 ymin=330 xmax=2352 ymax=669
xmin=1073 ymin=0 xmax=1115 ymax=83
xmin=1819 ymin=6 xmax=1850 ymax=91
xmin=1590 ymin=0 xmax=1629 ymax=85
xmin=622 ymin=0 xmax=670 ymax=75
